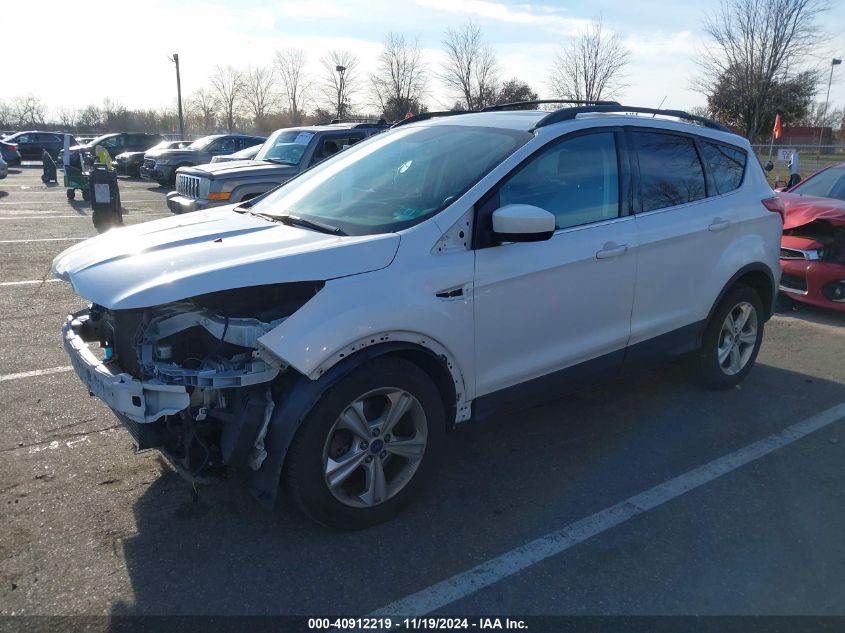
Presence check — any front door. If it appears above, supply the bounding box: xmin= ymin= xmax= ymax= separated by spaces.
xmin=473 ymin=129 xmax=637 ymax=400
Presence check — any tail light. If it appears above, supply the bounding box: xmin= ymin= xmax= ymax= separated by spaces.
xmin=3 ymin=143 xmax=16 ymax=152
xmin=762 ymin=196 xmax=785 ymax=222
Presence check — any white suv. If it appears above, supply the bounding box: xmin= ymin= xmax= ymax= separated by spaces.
xmin=53 ymin=104 xmax=782 ymax=528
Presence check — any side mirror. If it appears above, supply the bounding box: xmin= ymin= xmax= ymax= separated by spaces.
xmin=492 ymin=204 xmax=555 ymax=243
xmin=763 ymin=161 xmax=774 ymax=172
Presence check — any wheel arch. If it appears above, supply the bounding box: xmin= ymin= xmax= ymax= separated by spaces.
xmin=246 ymin=340 xmax=463 ymax=509
xmin=701 ymin=263 xmax=777 ymax=347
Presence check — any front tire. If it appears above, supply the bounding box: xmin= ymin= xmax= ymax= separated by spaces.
xmin=697 ymin=285 xmax=764 ymax=389
xmin=284 ymin=357 xmax=446 ymax=529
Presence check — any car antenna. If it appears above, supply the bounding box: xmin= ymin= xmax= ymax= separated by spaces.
xmin=653 ymin=96 xmax=667 ymax=117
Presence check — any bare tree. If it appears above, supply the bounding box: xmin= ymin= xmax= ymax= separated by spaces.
xmin=320 ymin=50 xmax=360 ymax=119
xmin=370 ymin=33 xmax=428 ymax=120
xmin=798 ymin=100 xmax=845 ymax=127
xmin=210 ymin=65 xmax=245 ymax=132
xmin=76 ymin=105 xmax=103 ymax=131
xmin=695 ymin=0 xmax=830 ymax=140
xmin=275 ymin=48 xmax=311 ymax=125
xmin=11 ymin=94 xmax=46 ymax=127
xmin=0 ymin=101 xmax=12 ymax=128
xmin=55 ymin=107 xmax=77 ymax=129
xmin=189 ymin=89 xmax=218 ymax=133
xmin=242 ymin=65 xmax=279 ymax=132
xmin=440 ymin=21 xmax=499 ymax=111
xmin=548 ymin=18 xmax=630 ymax=103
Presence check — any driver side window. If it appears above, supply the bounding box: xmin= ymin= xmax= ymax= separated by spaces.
xmin=499 ymin=132 xmax=620 ymax=230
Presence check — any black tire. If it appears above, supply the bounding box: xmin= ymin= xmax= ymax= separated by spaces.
xmin=697 ymin=285 xmax=765 ymax=390
xmin=81 ymin=190 xmax=91 ymax=202
xmin=66 ymin=189 xmax=75 ymax=201
xmin=284 ymin=356 xmax=446 ymax=529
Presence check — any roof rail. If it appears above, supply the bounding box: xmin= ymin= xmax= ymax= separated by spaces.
xmin=481 ymin=99 xmax=620 ymax=112
xmin=391 ymin=111 xmax=471 ymax=128
xmin=532 ymin=105 xmax=730 ymax=132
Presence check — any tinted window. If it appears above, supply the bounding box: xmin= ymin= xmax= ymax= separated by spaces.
xmin=699 ymin=141 xmax=746 ymax=194
xmin=632 ymin=131 xmax=706 ymax=212
xmin=210 ymin=137 xmax=237 ymax=153
xmin=499 ymin=132 xmax=620 ymax=230
xmin=99 ymin=136 xmax=121 ymax=148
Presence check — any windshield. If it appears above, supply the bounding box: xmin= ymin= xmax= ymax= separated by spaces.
xmin=187 ymin=135 xmax=218 ymax=150
xmin=250 ymin=125 xmax=531 ymax=235
xmin=255 ymin=130 xmax=314 ymax=165
xmin=86 ymin=134 xmax=115 ymax=147
xmin=789 ymin=167 xmax=845 ymax=201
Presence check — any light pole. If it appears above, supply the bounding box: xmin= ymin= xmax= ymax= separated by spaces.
xmin=169 ymin=53 xmax=185 ymax=140
xmin=335 ymin=65 xmax=347 ymax=120
xmin=818 ymin=58 xmax=842 ymax=154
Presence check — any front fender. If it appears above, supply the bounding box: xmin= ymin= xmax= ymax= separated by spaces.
xmin=256 ymin=266 xmax=474 ymax=405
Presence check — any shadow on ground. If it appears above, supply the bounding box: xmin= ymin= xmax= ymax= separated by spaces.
xmin=108 ymin=361 xmax=845 ymax=618
xmin=775 ymin=293 xmax=845 ymax=327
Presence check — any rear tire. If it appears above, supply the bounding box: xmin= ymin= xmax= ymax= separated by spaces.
xmin=697 ymin=285 xmax=764 ymax=390
xmin=66 ymin=189 xmax=75 ymax=201
xmin=284 ymin=357 xmax=446 ymax=530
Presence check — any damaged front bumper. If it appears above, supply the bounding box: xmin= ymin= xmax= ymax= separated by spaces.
xmin=63 ymin=315 xmax=190 ymax=424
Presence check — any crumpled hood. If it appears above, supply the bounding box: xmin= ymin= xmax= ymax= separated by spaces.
xmin=183 ymin=160 xmax=297 ymax=180
xmin=778 ymin=192 xmax=845 ymax=230
xmin=52 ymin=206 xmax=400 ymax=310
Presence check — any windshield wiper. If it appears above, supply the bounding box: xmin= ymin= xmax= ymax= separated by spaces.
xmin=263 ymin=157 xmax=296 ymax=165
xmin=276 ymin=214 xmax=346 ymax=235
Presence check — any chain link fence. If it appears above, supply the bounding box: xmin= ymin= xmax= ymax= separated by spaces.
xmin=751 ymin=144 xmax=845 ymax=188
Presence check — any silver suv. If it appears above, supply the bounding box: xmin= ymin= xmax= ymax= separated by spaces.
xmin=165 ymin=122 xmax=388 ymax=214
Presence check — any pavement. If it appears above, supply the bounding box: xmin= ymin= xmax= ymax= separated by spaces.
xmin=1 ymin=162 xmax=844 ymax=619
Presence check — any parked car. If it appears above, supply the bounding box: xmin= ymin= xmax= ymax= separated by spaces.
xmin=0 ymin=154 xmax=7 ymax=179
xmin=0 ymin=139 xmax=21 ymax=166
xmin=59 ymin=133 xmax=163 ymax=167
xmin=115 ymin=140 xmax=191 ymax=177
xmin=142 ymin=134 xmax=265 ymax=186
xmin=166 ymin=123 xmax=387 ymax=213
xmin=1 ymin=130 xmax=77 ymax=160
xmin=210 ymin=144 xmax=262 ymax=163
xmin=776 ymin=162 xmax=845 ymax=312
xmin=52 ymin=104 xmax=781 ymax=529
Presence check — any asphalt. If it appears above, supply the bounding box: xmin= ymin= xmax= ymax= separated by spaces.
xmin=1 ymin=162 xmax=844 ymax=619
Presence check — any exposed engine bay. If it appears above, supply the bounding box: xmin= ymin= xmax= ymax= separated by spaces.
xmin=782 ymin=220 xmax=845 ymax=264
xmin=66 ymin=282 xmax=323 ymax=481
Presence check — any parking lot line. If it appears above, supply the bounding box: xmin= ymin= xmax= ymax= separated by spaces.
xmin=0 ymin=237 xmax=86 ymax=243
xmin=0 ymin=200 xmax=164 ymax=205
xmin=0 ymin=214 xmax=169 ymax=220
xmin=0 ymin=366 xmax=72 ymax=383
xmin=0 ymin=279 xmax=61 ymax=287
xmin=372 ymin=401 xmax=845 ymax=617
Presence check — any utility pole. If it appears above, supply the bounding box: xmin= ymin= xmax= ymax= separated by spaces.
xmin=818 ymin=58 xmax=842 ymax=156
xmin=169 ymin=53 xmax=185 ymax=140
xmin=335 ymin=65 xmax=347 ymax=120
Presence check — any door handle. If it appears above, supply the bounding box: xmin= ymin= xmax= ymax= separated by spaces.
xmin=595 ymin=244 xmax=628 ymax=259
xmin=709 ymin=219 xmax=730 ymax=232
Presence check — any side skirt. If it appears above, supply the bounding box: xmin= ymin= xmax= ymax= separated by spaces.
xmin=471 ymin=320 xmax=705 ymax=423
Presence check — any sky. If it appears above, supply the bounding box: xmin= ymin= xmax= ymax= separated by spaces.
xmin=4 ymin=0 xmax=845 ymax=118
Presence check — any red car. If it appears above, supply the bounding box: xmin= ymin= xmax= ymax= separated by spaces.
xmin=776 ymin=162 xmax=845 ymax=312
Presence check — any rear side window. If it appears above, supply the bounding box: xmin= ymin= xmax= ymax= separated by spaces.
xmin=631 ymin=131 xmax=706 ymax=212
xmin=699 ymin=141 xmax=746 ymax=194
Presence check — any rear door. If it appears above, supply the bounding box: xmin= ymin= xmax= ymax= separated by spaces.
xmin=628 ymin=129 xmax=737 ymax=351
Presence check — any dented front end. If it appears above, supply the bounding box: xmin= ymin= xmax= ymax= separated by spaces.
xmin=61 ymin=282 xmax=322 ymax=480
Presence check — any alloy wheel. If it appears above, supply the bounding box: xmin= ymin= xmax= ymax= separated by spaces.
xmin=717 ymin=301 xmax=758 ymax=375
xmin=322 ymin=388 xmax=428 ymax=508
